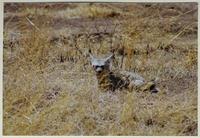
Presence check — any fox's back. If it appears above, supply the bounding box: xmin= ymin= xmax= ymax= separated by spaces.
xmin=96 ymin=69 xmax=145 ymax=91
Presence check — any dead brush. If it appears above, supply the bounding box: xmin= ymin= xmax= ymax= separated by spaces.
xmin=3 ymin=3 xmax=197 ymax=136
xmin=88 ymin=4 xmax=120 ymax=19
xmin=184 ymin=49 xmax=197 ymax=69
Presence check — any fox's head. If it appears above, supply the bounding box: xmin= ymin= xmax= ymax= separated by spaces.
xmin=89 ymin=54 xmax=113 ymax=74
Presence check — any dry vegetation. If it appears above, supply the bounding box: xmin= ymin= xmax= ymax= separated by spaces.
xmin=3 ymin=3 xmax=198 ymax=135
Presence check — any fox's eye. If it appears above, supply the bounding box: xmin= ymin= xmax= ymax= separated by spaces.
xmin=93 ymin=65 xmax=104 ymax=69
xmin=96 ymin=66 xmax=101 ymax=69
xmin=95 ymin=66 xmax=99 ymax=69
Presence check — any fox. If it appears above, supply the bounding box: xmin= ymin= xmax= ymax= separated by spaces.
xmin=89 ymin=53 xmax=159 ymax=93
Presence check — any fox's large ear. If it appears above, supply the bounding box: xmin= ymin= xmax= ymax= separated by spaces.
xmin=89 ymin=53 xmax=95 ymax=63
xmin=105 ymin=54 xmax=114 ymax=62
xmin=89 ymin=53 xmax=94 ymax=60
xmin=88 ymin=49 xmax=94 ymax=61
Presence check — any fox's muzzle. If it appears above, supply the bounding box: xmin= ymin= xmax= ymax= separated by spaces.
xmin=93 ymin=65 xmax=105 ymax=73
xmin=96 ymin=67 xmax=103 ymax=73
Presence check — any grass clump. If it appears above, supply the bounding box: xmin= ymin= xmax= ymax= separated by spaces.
xmin=3 ymin=3 xmax=197 ymax=136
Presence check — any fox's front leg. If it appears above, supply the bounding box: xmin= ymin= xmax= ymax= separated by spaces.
xmin=139 ymin=81 xmax=159 ymax=93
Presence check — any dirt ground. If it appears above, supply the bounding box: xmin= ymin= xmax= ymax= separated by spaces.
xmin=3 ymin=3 xmax=198 ymax=135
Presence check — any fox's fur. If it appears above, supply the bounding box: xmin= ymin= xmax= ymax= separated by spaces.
xmin=90 ymin=53 xmax=158 ymax=93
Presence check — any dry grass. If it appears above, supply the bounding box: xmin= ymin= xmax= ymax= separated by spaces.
xmin=3 ymin=3 xmax=197 ymax=136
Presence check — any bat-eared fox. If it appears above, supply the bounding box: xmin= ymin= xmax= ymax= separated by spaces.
xmin=89 ymin=53 xmax=159 ymax=93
